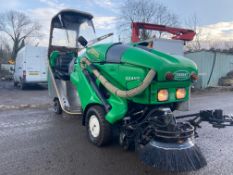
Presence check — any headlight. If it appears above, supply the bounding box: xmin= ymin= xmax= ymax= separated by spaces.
xmin=176 ymin=88 xmax=186 ymax=99
xmin=157 ymin=89 xmax=168 ymax=101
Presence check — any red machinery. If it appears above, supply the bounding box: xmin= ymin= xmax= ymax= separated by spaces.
xmin=131 ymin=22 xmax=196 ymax=42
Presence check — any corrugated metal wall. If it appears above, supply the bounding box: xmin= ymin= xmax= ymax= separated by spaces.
xmin=185 ymin=51 xmax=233 ymax=88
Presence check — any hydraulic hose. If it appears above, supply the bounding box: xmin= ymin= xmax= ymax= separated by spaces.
xmin=80 ymin=57 xmax=156 ymax=98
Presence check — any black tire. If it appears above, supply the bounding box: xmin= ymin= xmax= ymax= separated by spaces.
xmin=85 ymin=105 xmax=112 ymax=147
xmin=53 ymin=98 xmax=62 ymax=114
xmin=13 ymin=81 xmax=18 ymax=87
xmin=19 ymin=81 xmax=26 ymax=90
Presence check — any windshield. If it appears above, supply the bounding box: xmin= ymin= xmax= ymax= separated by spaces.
xmin=51 ymin=19 xmax=95 ymax=48
xmin=78 ymin=20 xmax=96 ymax=49
xmin=52 ymin=28 xmax=77 ymax=47
xmin=79 ymin=20 xmax=96 ymax=42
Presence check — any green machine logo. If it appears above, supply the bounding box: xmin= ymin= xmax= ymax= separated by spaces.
xmin=174 ymin=70 xmax=190 ymax=81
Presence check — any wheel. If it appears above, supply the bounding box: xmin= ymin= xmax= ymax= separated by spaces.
xmin=53 ymin=98 xmax=62 ymax=114
xmin=85 ymin=105 xmax=112 ymax=146
xmin=19 ymin=81 xmax=26 ymax=90
xmin=13 ymin=81 xmax=18 ymax=87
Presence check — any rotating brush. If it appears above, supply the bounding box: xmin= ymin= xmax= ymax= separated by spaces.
xmin=137 ymin=139 xmax=207 ymax=172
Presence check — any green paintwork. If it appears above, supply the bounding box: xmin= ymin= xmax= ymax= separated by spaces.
xmin=86 ymin=43 xmax=112 ymax=62
xmin=70 ymin=62 xmax=102 ymax=109
xmin=50 ymin=51 xmax=60 ymax=68
xmin=50 ymin=42 xmax=198 ymax=124
xmin=122 ymin=46 xmax=197 ymax=82
xmin=70 ymin=54 xmax=128 ymax=124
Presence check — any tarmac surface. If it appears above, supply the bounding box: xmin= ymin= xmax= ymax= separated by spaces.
xmin=0 ymin=80 xmax=233 ymax=175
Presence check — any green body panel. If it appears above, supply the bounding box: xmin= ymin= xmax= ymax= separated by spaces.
xmin=105 ymin=95 xmax=128 ymax=124
xmin=84 ymin=44 xmax=196 ymax=105
xmin=85 ymin=44 xmax=198 ymax=82
xmin=70 ymin=61 xmax=102 ymax=109
xmin=50 ymin=51 xmax=60 ymax=68
xmin=86 ymin=43 xmax=112 ymax=62
xmin=70 ymin=55 xmax=128 ymax=124
xmin=122 ymin=47 xmax=197 ymax=82
xmin=50 ymin=42 xmax=198 ymax=124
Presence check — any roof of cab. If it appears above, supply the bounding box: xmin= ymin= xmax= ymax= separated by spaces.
xmin=51 ymin=9 xmax=93 ymax=29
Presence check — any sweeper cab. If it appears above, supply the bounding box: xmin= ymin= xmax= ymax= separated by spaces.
xmin=48 ymin=9 xmax=233 ymax=172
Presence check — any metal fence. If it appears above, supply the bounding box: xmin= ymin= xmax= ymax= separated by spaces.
xmin=185 ymin=51 xmax=233 ymax=88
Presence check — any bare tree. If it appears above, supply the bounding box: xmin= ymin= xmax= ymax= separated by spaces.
xmin=223 ymin=41 xmax=233 ymax=51
xmin=0 ymin=10 xmax=41 ymax=60
xmin=0 ymin=37 xmax=11 ymax=71
xmin=118 ymin=0 xmax=179 ymax=41
xmin=185 ymin=14 xmax=202 ymax=51
xmin=0 ymin=36 xmax=11 ymax=64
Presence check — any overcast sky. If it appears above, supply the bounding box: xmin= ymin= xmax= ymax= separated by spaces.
xmin=0 ymin=0 xmax=233 ymax=46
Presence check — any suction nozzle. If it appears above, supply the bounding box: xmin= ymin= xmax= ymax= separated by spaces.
xmin=137 ymin=139 xmax=207 ymax=172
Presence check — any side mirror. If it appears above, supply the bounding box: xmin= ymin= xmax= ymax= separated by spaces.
xmin=78 ymin=36 xmax=88 ymax=47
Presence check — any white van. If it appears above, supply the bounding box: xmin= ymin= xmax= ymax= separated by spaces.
xmin=13 ymin=45 xmax=48 ymax=89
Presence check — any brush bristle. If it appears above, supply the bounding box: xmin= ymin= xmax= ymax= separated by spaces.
xmin=137 ymin=140 xmax=207 ymax=172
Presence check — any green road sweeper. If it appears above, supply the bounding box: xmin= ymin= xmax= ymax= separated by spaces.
xmin=48 ymin=9 xmax=233 ymax=172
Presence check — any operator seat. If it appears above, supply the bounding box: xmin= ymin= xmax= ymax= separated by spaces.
xmin=54 ymin=52 xmax=74 ymax=81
